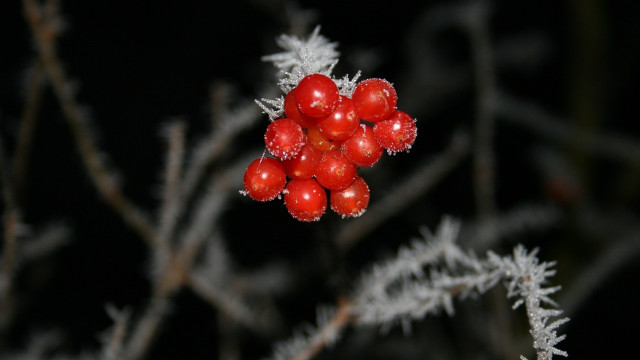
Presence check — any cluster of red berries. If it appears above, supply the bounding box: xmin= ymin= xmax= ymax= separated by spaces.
xmin=243 ymin=73 xmax=417 ymax=221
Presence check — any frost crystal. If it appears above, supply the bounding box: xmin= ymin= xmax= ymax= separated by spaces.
xmin=256 ymin=26 xmax=361 ymax=120
xmin=352 ymin=217 xmax=569 ymax=359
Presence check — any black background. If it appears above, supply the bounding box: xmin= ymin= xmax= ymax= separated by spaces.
xmin=1 ymin=0 xmax=639 ymax=359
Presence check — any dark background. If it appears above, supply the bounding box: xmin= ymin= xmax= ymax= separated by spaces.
xmin=1 ymin=0 xmax=639 ymax=359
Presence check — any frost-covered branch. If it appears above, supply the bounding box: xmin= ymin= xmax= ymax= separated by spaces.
xmin=256 ymin=26 xmax=361 ymax=120
xmin=265 ymin=302 xmax=352 ymax=360
xmin=23 ymin=0 xmax=156 ymax=244
xmin=267 ymin=218 xmax=568 ymax=360
xmin=352 ymin=218 xmax=569 ymax=360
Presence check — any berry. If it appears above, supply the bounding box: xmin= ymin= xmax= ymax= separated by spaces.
xmin=341 ymin=124 xmax=384 ymax=167
xmin=264 ymin=118 xmax=306 ymax=160
xmin=373 ymin=110 xmax=418 ymax=153
xmin=352 ymin=78 xmax=397 ymax=122
xmin=295 ymin=74 xmax=340 ymax=118
xmin=315 ymin=150 xmax=357 ymax=190
xmin=284 ymin=178 xmax=327 ymax=221
xmin=242 ymin=157 xmax=286 ymax=201
xmin=307 ymin=124 xmax=342 ymax=152
xmin=330 ymin=175 xmax=370 ymax=218
xmin=284 ymin=88 xmax=315 ymax=128
xmin=315 ymin=95 xmax=359 ymax=141
xmin=281 ymin=143 xmax=322 ymax=180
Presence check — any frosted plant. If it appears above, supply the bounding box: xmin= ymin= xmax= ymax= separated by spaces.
xmin=256 ymin=26 xmax=360 ymax=120
xmin=266 ymin=218 xmax=569 ymax=360
xmin=352 ymin=218 xmax=568 ymax=360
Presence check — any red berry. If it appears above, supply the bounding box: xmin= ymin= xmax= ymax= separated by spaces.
xmin=307 ymin=124 xmax=342 ymax=152
xmin=316 ymin=95 xmax=359 ymax=141
xmin=315 ymin=150 xmax=357 ymax=190
xmin=341 ymin=124 xmax=384 ymax=167
xmin=330 ymin=175 xmax=370 ymax=218
xmin=264 ymin=118 xmax=306 ymax=160
xmin=352 ymin=78 xmax=397 ymax=122
xmin=373 ymin=110 xmax=417 ymax=153
xmin=284 ymin=178 xmax=327 ymax=222
xmin=242 ymin=157 xmax=286 ymax=201
xmin=295 ymin=74 xmax=340 ymax=118
xmin=281 ymin=143 xmax=322 ymax=180
xmin=284 ymin=88 xmax=315 ymax=128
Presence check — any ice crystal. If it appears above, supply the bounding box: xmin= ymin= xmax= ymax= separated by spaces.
xmin=351 ymin=217 xmax=568 ymax=359
xmin=265 ymin=305 xmax=341 ymax=360
xmin=256 ymin=27 xmax=361 ymax=120
xmin=262 ymin=26 xmax=339 ymax=90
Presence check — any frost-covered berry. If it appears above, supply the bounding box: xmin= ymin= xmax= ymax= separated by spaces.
xmin=264 ymin=118 xmax=306 ymax=160
xmin=352 ymin=78 xmax=397 ymax=122
xmin=284 ymin=178 xmax=327 ymax=222
xmin=341 ymin=123 xmax=384 ymax=167
xmin=315 ymin=95 xmax=359 ymax=141
xmin=330 ymin=175 xmax=370 ymax=218
xmin=373 ymin=110 xmax=417 ymax=153
xmin=295 ymin=74 xmax=340 ymax=118
xmin=242 ymin=157 xmax=286 ymax=201
xmin=281 ymin=143 xmax=322 ymax=180
xmin=315 ymin=150 xmax=357 ymax=191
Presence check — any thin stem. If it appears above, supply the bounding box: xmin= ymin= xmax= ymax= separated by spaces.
xmin=292 ymin=300 xmax=354 ymax=360
xmin=122 ymin=297 xmax=171 ymax=360
xmin=12 ymin=61 xmax=46 ymax=203
xmin=0 ymin=138 xmax=19 ymax=343
xmin=467 ymin=2 xmax=497 ymax=222
xmin=336 ymin=132 xmax=469 ymax=251
xmin=153 ymin=122 xmax=186 ymax=277
xmin=22 ymin=0 xmax=156 ymax=244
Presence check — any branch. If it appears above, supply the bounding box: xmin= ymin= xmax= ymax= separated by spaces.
xmin=336 ymin=131 xmax=470 ymax=251
xmin=22 ymin=0 xmax=156 ymax=244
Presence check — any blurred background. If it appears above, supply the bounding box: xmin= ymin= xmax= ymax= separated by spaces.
xmin=1 ymin=0 xmax=639 ymax=359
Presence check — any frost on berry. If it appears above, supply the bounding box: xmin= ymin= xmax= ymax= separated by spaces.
xmin=281 ymin=143 xmax=322 ymax=180
xmin=284 ymin=88 xmax=316 ymax=128
xmin=264 ymin=118 xmax=307 ymax=160
xmin=316 ymin=95 xmax=359 ymax=141
xmin=330 ymin=175 xmax=370 ymax=218
xmin=373 ymin=110 xmax=417 ymax=153
xmin=284 ymin=178 xmax=327 ymax=222
xmin=341 ymin=123 xmax=384 ymax=167
xmin=295 ymin=74 xmax=340 ymax=118
xmin=242 ymin=157 xmax=287 ymax=201
xmin=256 ymin=27 xmax=362 ymax=120
xmin=315 ymin=151 xmax=357 ymax=191
xmin=352 ymin=78 xmax=398 ymax=122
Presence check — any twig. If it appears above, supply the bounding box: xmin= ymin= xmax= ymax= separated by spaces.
xmin=0 ymin=136 xmax=17 ymax=275
xmin=122 ymin=297 xmax=171 ymax=360
xmin=496 ymin=92 xmax=640 ymax=163
xmin=292 ymin=300 xmax=353 ymax=360
xmin=266 ymin=301 xmax=353 ymax=360
xmin=188 ymin=272 xmax=271 ymax=332
xmin=180 ymin=100 xmax=262 ymax=209
xmin=0 ymin=137 xmax=19 ymax=343
xmin=459 ymin=204 xmax=562 ymax=251
xmin=13 ymin=61 xmax=46 ymax=203
xmin=101 ymin=305 xmax=131 ymax=360
xmin=270 ymin=219 xmax=568 ymax=360
xmin=465 ymin=1 xmax=498 ymax=222
xmin=22 ymin=0 xmax=156 ymax=244
xmin=336 ymin=131 xmax=470 ymax=251
xmin=20 ymin=223 xmax=71 ymax=265
xmin=152 ymin=121 xmax=186 ymax=280
xmin=560 ymin=226 xmax=640 ymax=318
